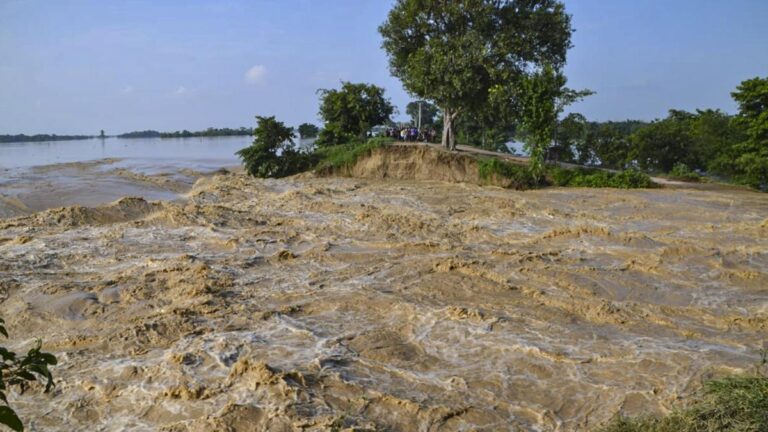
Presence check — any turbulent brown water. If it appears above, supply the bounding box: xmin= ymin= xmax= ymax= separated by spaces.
xmin=1 ymin=165 xmax=767 ymax=431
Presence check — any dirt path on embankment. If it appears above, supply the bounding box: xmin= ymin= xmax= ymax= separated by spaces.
xmin=393 ymin=141 xmax=726 ymax=188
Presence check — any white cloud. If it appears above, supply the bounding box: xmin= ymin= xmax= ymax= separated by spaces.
xmin=121 ymin=85 xmax=133 ymax=94
xmin=244 ymin=65 xmax=267 ymax=84
xmin=174 ymin=86 xmax=188 ymax=95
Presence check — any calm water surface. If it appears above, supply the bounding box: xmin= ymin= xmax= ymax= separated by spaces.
xmin=0 ymin=136 xmax=254 ymax=170
xmin=0 ymin=136 xmax=309 ymax=215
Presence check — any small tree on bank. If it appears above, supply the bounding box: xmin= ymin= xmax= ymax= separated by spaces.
xmin=237 ymin=116 xmax=306 ymax=178
xmin=316 ymin=82 xmax=394 ymax=146
xmin=519 ymin=65 xmax=591 ymax=181
xmin=379 ymin=0 xmax=573 ymax=151
xmin=520 ymin=65 xmax=559 ymax=182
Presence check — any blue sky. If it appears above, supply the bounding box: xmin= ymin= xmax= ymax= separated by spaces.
xmin=0 ymin=0 xmax=766 ymax=135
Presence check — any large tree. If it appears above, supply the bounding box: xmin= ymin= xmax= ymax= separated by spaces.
xmin=379 ymin=0 xmax=573 ymax=150
xmin=316 ymin=82 xmax=394 ymax=145
xmin=730 ymin=77 xmax=768 ymax=188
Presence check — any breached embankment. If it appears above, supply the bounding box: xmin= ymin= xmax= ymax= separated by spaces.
xmin=1 ymin=159 xmax=767 ymax=431
xmin=339 ymin=145 xmax=482 ymax=182
xmin=325 ymin=144 xmax=529 ymax=188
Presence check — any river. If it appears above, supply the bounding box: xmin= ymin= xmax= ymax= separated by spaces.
xmin=0 ymin=136 xmax=312 ymax=217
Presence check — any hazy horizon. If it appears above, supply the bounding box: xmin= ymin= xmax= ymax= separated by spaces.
xmin=1 ymin=0 xmax=766 ymax=135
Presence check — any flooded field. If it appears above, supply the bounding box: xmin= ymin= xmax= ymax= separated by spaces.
xmin=1 ymin=167 xmax=767 ymax=431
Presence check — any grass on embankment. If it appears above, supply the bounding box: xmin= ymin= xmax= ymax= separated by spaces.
xmin=313 ymin=137 xmax=392 ymax=173
xmin=597 ymin=374 xmax=768 ymax=432
xmin=312 ymin=139 xmax=655 ymax=190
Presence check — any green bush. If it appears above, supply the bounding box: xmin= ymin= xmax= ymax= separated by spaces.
xmin=547 ymin=166 xmax=654 ymax=188
xmin=314 ymin=137 xmax=393 ymax=172
xmin=597 ymin=374 xmax=768 ymax=432
xmin=477 ymin=158 xmax=539 ymax=189
xmin=669 ymin=163 xmax=702 ymax=182
xmin=475 ymin=160 xmax=653 ymax=190
xmin=237 ymin=116 xmax=316 ymax=178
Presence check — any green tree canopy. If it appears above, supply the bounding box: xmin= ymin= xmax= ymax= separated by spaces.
xmin=316 ymin=82 xmax=395 ymax=145
xmin=553 ymin=112 xmax=588 ymax=163
xmin=519 ymin=64 xmax=561 ymax=181
xmin=297 ymin=123 xmax=320 ymax=139
xmin=631 ymin=110 xmax=697 ymax=172
xmin=405 ymin=100 xmax=439 ymax=128
xmin=729 ymin=76 xmax=768 ymax=188
xmin=379 ymin=0 xmax=573 ymax=150
xmin=588 ymin=123 xmax=633 ymax=170
xmin=237 ymin=116 xmax=300 ymax=178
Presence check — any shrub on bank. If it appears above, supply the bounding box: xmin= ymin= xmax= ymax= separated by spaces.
xmin=237 ymin=116 xmax=318 ymax=178
xmin=668 ymin=163 xmax=702 ymax=182
xmin=548 ymin=166 xmax=654 ymax=188
xmin=476 ymin=160 xmax=654 ymax=190
xmin=597 ymin=374 xmax=768 ymax=432
xmin=477 ymin=158 xmax=539 ymax=189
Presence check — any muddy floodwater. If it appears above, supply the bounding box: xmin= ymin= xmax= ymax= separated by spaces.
xmin=0 ymin=161 xmax=767 ymax=431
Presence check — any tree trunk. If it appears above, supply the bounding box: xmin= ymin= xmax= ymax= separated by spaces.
xmin=441 ymin=108 xmax=457 ymax=151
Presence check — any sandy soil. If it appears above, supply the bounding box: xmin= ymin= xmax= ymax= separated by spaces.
xmin=1 ymin=158 xmax=767 ymax=431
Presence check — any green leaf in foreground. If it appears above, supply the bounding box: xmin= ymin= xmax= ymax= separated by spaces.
xmin=1 ymin=321 xmax=57 ymax=432
xmin=0 ymin=406 xmax=23 ymax=432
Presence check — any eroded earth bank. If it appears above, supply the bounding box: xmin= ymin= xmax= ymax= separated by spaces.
xmin=1 ymin=167 xmax=767 ymax=430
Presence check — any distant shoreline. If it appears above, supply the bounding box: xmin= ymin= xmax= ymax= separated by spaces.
xmin=1 ymin=128 xmax=255 ymax=144
xmin=117 ymin=127 xmax=252 ymax=139
xmin=0 ymin=134 xmax=95 ymax=143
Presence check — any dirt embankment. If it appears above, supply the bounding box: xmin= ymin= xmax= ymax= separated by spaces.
xmin=330 ymin=144 xmax=522 ymax=188
xmin=1 ymin=167 xmax=767 ymax=431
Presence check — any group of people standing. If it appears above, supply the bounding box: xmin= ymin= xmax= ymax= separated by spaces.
xmin=383 ymin=126 xmax=437 ymax=143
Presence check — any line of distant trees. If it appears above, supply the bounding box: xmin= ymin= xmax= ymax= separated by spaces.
xmin=159 ymin=127 xmax=253 ymax=138
xmin=0 ymin=134 xmax=93 ymax=143
xmin=117 ymin=130 xmax=161 ymax=138
xmin=117 ymin=127 xmax=253 ymax=139
xmin=538 ymin=76 xmax=766 ymax=189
